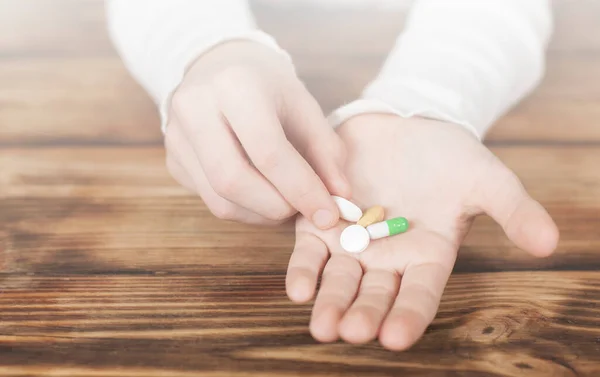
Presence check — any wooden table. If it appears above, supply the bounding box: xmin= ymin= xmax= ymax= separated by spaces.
xmin=1 ymin=1 xmax=599 ymax=376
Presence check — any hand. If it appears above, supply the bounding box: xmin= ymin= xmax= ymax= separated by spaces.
xmin=286 ymin=114 xmax=559 ymax=350
xmin=164 ymin=41 xmax=350 ymax=227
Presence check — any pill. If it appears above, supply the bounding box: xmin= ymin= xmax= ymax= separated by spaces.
xmin=366 ymin=217 xmax=409 ymax=240
xmin=340 ymin=224 xmax=370 ymax=253
xmin=332 ymin=196 xmax=363 ymax=222
xmin=357 ymin=205 xmax=385 ymax=227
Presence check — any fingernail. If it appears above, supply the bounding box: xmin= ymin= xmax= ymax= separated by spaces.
xmin=312 ymin=209 xmax=336 ymax=228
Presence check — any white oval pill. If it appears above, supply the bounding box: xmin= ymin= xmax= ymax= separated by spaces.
xmin=340 ymin=224 xmax=370 ymax=253
xmin=332 ymin=196 xmax=363 ymax=222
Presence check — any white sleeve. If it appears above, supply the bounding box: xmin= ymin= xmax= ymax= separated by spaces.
xmin=105 ymin=0 xmax=290 ymax=133
xmin=328 ymin=0 xmax=554 ymax=139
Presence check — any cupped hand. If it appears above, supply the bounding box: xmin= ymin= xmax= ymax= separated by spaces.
xmin=164 ymin=41 xmax=350 ymax=227
xmin=286 ymin=114 xmax=559 ymax=350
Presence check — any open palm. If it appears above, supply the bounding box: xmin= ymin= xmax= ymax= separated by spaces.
xmin=285 ymin=114 xmax=559 ymax=350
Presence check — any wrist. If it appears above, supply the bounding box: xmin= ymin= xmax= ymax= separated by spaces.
xmin=328 ymin=98 xmax=481 ymax=141
xmin=335 ymin=111 xmax=481 ymax=144
xmin=186 ymin=40 xmax=295 ymax=80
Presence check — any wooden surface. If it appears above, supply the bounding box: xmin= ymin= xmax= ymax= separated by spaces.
xmin=1 ymin=1 xmax=600 ymax=376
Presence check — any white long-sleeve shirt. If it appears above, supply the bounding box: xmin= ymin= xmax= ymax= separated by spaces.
xmin=105 ymin=0 xmax=553 ymax=140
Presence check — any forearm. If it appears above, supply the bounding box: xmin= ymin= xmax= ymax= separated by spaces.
xmin=329 ymin=0 xmax=553 ymax=139
xmin=105 ymin=0 xmax=288 ymax=132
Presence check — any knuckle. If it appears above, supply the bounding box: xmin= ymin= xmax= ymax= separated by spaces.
xmin=293 ymin=185 xmax=316 ymax=205
xmin=213 ymin=65 xmax=256 ymax=93
xmin=413 ymin=283 xmax=440 ymax=315
xmin=254 ymin=145 xmax=286 ymax=172
xmin=208 ymin=163 xmax=244 ymax=197
xmin=170 ymin=86 xmax=194 ymax=116
xmin=171 ymin=85 xmax=213 ymax=117
xmin=324 ymin=256 xmax=363 ymax=279
xmin=211 ymin=174 xmax=238 ymax=198
xmin=286 ymin=176 xmax=320 ymax=206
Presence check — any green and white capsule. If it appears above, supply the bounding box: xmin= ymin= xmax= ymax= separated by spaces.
xmin=366 ymin=217 xmax=409 ymax=240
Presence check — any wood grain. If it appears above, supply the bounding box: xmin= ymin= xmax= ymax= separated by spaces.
xmin=1 ymin=0 xmax=599 ymax=144
xmin=1 ymin=146 xmax=599 ymax=273
xmin=1 ymin=0 xmax=600 ymax=376
xmin=0 ymin=59 xmax=161 ymax=145
xmin=0 ymin=272 xmax=599 ymax=376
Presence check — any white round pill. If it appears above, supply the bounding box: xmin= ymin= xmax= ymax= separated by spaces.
xmin=340 ymin=224 xmax=370 ymax=254
xmin=332 ymin=196 xmax=363 ymax=222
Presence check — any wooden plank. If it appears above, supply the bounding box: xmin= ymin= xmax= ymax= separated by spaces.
xmin=0 ymin=59 xmax=161 ymax=145
xmin=0 ymin=1 xmax=597 ymax=375
xmin=1 ymin=54 xmax=597 ymax=145
xmin=487 ymin=55 xmax=600 ymax=143
xmin=1 ymin=0 xmax=599 ymax=145
xmin=1 ymin=146 xmax=598 ymax=275
xmin=0 ymin=0 xmax=162 ymax=144
xmin=0 ymin=271 xmax=598 ymax=376
xmin=0 ymin=0 xmax=114 ymax=57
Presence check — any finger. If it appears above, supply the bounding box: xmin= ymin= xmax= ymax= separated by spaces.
xmin=310 ymin=255 xmax=362 ymax=343
xmin=379 ymin=262 xmax=451 ymax=351
xmin=165 ymin=121 xmax=278 ymax=225
xmin=219 ymin=85 xmax=340 ymax=230
xmin=165 ymin=154 xmax=196 ymax=193
xmin=286 ymin=231 xmax=329 ymax=303
xmin=477 ymin=159 xmax=559 ymax=257
xmin=338 ymin=269 xmax=399 ymax=344
xmin=282 ymin=83 xmax=351 ymax=198
xmin=174 ymin=88 xmax=295 ymax=222
xmin=164 ymin=122 xmax=204 ymax=194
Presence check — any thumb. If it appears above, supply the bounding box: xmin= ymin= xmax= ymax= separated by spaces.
xmin=476 ymin=159 xmax=559 ymax=257
xmin=281 ymin=83 xmax=352 ymax=198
